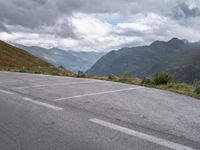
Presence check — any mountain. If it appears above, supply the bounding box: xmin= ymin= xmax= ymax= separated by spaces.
xmin=0 ymin=40 xmax=72 ymax=75
xmin=14 ymin=44 xmax=105 ymax=72
xmin=165 ymin=48 xmax=200 ymax=83
xmin=87 ymin=38 xmax=200 ymax=83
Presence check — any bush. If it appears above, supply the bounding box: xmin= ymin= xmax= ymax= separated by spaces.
xmin=194 ymin=87 xmax=200 ymax=94
xmin=77 ymin=71 xmax=86 ymax=78
xmin=121 ymin=71 xmax=130 ymax=79
xmin=193 ymin=79 xmax=200 ymax=94
xmin=153 ymin=72 xmax=172 ymax=85
xmin=108 ymin=74 xmax=116 ymax=80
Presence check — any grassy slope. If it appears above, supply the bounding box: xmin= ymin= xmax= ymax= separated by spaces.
xmin=0 ymin=40 xmax=73 ymax=76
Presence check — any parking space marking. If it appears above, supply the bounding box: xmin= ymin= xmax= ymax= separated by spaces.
xmin=0 ymin=79 xmax=25 ymax=84
xmin=23 ymin=97 xmax=63 ymax=111
xmin=0 ymin=77 xmax=68 ymax=84
xmin=12 ymin=80 xmax=101 ymax=90
xmin=54 ymin=87 xmax=144 ymax=101
xmin=0 ymin=89 xmax=13 ymax=95
xmin=89 ymin=118 xmax=195 ymax=150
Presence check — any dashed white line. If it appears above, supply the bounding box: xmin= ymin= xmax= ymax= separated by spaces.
xmin=13 ymin=80 xmax=101 ymax=90
xmin=54 ymin=87 xmax=144 ymax=101
xmin=89 ymin=118 xmax=195 ymax=150
xmin=0 ymin=89 xmax=13 ymax=95
xmin=23 ymin=97 xmax=63 ymax=111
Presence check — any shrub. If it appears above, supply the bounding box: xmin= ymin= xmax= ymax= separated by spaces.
xmin=193 ymin=79 xmax=200 ymax=94
xmin=153 ymin=72 xmax=172 ymax=85
xmin=194 ymin=87 xmax=200 ymax=94
xmin=19 ymin=69 xmax=27 ymax=73
xmin=121 ymin=71 xmax=130 ymax=79
xmin=108 ymin=74 xmax=116 ymax=80
xmin=34 ymin=71 xmax=41 ymax=74
xmin=77 ymin=71 xmax=86 ymax=78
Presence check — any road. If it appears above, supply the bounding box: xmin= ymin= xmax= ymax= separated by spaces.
xmin=0 ymin=71 xmax=200 ymax=150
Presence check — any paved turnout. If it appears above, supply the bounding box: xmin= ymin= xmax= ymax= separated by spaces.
xmin=0 ymin=71 xmax=200 ymax=150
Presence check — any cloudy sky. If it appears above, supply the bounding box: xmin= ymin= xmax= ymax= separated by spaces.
xmin=0 ymin=0 xmax=200 ymax=51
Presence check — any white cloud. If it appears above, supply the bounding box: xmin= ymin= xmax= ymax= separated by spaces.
xmin=0 ymin=7 xmax=200 ymax=52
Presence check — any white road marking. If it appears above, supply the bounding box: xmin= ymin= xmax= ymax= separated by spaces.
xmin=0 ymin=89 xmax=13 ymax=95
xmin=23 ymin=97 xmax=63 ymax=111
xmin=0 ymin=79 xmax=25 ymax=84
xmin=0 ymin=71 xmax=74 ymax=79
xmin=13 ymin=80 xmax=101 ymax=89
xmin=89 ymin=118 xmax=195 ymax=150
xmin=54 ymin=87 xmax=144 ymax=101
xmin=0 ymin=77 xmax=77 ymax=84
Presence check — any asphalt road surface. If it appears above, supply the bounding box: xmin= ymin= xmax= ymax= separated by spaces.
xmin=0 ymin=71 xmax=200 ymax=150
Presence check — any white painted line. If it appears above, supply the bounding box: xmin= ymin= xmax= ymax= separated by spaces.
xmin=13 ymin=80 xmax=101 ymax=90
xmin=0 ymin=89 xmax=13 ymax=95
xmin=89 ymin=118 xmax=195 ymax=150
xmin=0 ymin=77 xmax=70 ymax=84
xmin=23 ymin=97 xmax=63 ymax=111
xmin=0 ymin=79 xmax=25 ymax=84
xmin=54 ymin=87 xmax=144 ymax=101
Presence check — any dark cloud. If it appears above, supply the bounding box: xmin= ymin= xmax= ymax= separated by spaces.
xmin=0 ymin=0 xmax=58 ymax=28
xmin=0 ymin=23 xmax=9 ymax=32
xmin=0 ymin=0 xmax=158 ymax=30
xmin=173 ymin=2 xmax=200 ymax=19
xmin=1 ymin=0 xmax=197 ymax=31
xmin=33 ymin=0 xmax=46 ymax=5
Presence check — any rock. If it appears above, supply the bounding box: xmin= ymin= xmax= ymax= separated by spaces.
xmin=108 ymin=74 xmax=117 ymax=80
xmin=142 ymin=77 xmax=152 ymax=84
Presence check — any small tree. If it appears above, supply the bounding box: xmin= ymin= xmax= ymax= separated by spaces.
xmin=121 ymin=71 xmax=130 ymax=79
xmin=153 ymin=71 xmax=172 ymax=85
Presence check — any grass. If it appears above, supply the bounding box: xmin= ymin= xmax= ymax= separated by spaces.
xmin=153 ymin=83 xmax=200 ymax=100
xmin=77 ymin=74 xmax=200 ymax=100
xmin=1 ymin=67 xmax=199 ymax=100
xmin=0 ymin=40 xmax=74 ymax=77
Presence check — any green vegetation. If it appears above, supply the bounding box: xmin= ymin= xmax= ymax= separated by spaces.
xmin=156 ymin=83 xmax=200 ymax=99
xmin=153 ymin=72 xmax=172 ymax=85
xmin=81 ymin=72 xmax=200 ymax=100
xmin=121 ymin=71 xmax=130 ymax=79
xmin=194 ymin=80 xmax=200 ymax=95
xmin=194 ymin=87 xmax=200 ymax=95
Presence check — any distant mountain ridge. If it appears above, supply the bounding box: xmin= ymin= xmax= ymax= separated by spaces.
xmin=0 ymin=40 xmax=72 ymax=75
xmin=87 ymin=38 xmax=200 ymax=83
xmin=14 ymin=44 xmax=105 ymax=72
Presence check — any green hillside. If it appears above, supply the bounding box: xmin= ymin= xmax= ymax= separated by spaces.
xmin=0 ymin=40 xmax=73 ymax=76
